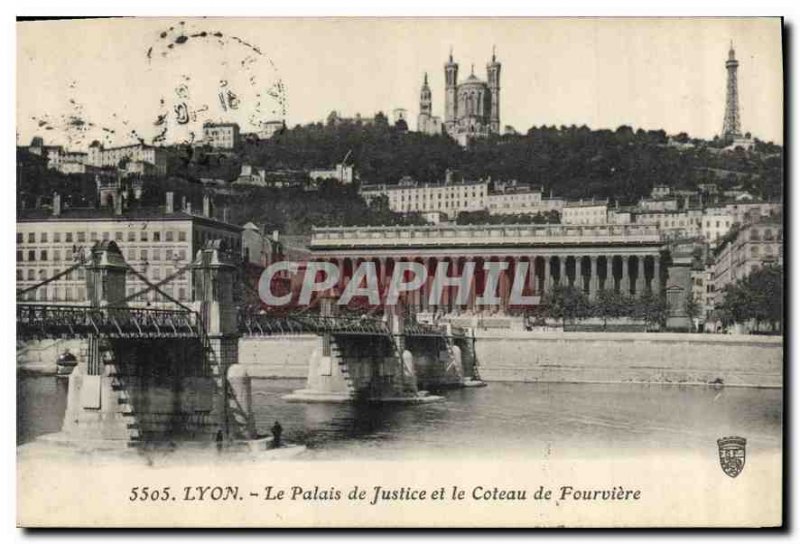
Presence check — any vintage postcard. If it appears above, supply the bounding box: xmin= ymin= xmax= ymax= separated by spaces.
xmin=15 ymin=16 xmax=784 ymax=528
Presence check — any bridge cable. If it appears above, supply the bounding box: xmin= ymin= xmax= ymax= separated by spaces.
xmin=123 ymin=261 xmax=197 ymax=313
xmin=107 ymin=258 xmax=198 ymax=309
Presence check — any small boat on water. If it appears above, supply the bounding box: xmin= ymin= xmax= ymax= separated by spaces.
xmin=56 ymin=351 xmax=78 ymax=376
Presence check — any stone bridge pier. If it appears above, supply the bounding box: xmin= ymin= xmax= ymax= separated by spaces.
xmin=284 ymin=303 xmax=479 ymax=403
xmin=59 ymin=240 xmax=254 ymax=448
xmin=191 ymin=240 xmax=255 ymax=441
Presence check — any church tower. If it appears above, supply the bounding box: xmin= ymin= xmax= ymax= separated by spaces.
xmin=444 ymin=49 xmax=459 ymax=133
xmin=486 ymin=46 xmax=501 ymax=134
xmin=420 ymin=72 xmax=432 ymax=117
xmin=722 ymin=41 xmax=742 ymax=142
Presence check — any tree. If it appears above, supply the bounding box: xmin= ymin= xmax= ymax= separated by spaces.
xmin=684 ymin=291 xmax=702 ymax=330
xmin=540 ymin=285 xmax=591 ymax=325
xmin=636 ymin=291 xmax=669 ymax=330
xmin=592 ymin=289 xmax=630 ymax=327
xmin=718 ymin=265 xmax=783 ymax=333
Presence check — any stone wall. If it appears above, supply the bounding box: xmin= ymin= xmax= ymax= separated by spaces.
xmin=473 ymin=330 xmax=783 ymax=387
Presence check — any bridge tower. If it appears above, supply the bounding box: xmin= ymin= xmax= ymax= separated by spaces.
xmin=61 ymin=241 xmax=137 ymax=443
xmin=192 ymin=239 xmax=253 ymax=440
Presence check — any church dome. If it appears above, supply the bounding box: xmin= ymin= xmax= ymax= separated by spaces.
xmin=458 ymin=74 xmax=487 ymax=88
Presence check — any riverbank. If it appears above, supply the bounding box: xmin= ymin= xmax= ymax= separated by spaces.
xmin=472 ymin=330 xmax=783 ymax=388
xmin=18 ymin=331 xmax=783 ymax=388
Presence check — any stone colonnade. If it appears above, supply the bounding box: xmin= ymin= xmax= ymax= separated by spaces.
xmin=319 ymin=253 xmax=663 ymax=313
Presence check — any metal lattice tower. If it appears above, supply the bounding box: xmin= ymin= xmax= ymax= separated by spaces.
xmin=722 ymin=42 xmax=742 ymax=141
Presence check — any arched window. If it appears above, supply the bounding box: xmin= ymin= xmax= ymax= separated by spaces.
xmin=750 ymin=229 xmax=760 ymax=241
xmin=763 ymin=229 xmax=773 ymax=241
xmin=751 ymin=246 xmax=760 ymax=257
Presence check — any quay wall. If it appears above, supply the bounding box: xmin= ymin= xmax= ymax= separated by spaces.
xmin=19 ymin=333 xmax=783 ymax=388
xmin=473 ymin=331 xmax=783 ymax=388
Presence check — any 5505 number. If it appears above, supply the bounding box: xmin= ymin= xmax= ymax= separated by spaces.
xmin=129 ymin=486 xmax=173 ymax=502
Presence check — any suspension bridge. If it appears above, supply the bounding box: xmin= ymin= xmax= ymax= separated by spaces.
xmin=16 ymin=239 xmax=483 ymax=448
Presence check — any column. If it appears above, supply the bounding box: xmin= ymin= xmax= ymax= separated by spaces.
xmin=530 ymin=256 xmax=539 ymax=297
xmin=621 ymin=256 xmax=630 ymax=296
xmin=558 ymin=256 xmax=566 ymax=287
xmin=652 ymin=256 xmax=661 ymax=296
xmin=589 ymin=255 xmax=599 ymax=299
xmin=604 ymin=256 xmax=612 ymax=292
xmin=378 ymin=257 xmax=388 ymax=306
xmin=545 ymin=256 xmax=554 ymax=292
xmin=635 ymin=255 xmax=645 ymax=298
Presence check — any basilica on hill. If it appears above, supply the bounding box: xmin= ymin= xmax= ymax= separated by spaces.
xmin=417 ymin=48 xmax=501 ymax=146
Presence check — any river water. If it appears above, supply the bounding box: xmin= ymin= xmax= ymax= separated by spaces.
xmin=17 ymin=376 xmax=782 ymax=460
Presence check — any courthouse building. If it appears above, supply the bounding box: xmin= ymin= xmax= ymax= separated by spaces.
xmin=309 ymin=223 xmax=666 ymax=313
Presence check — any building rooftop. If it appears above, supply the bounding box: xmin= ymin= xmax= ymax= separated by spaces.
xmin=17 ymin=206 xmax=243 ymax=231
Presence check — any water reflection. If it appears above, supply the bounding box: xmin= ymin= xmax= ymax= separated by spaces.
xmin=17 ymin=375 xmax=782 ymax=460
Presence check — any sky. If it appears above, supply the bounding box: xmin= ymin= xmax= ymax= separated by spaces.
xmin=16 ymin=17 xmax=784 ymax=150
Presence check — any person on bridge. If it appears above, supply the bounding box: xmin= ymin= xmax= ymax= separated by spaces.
xmin=271 ymin=420 xmax=283 ymax=449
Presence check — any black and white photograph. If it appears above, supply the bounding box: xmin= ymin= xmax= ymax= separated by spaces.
xmin=13 ymin=16 xmax=784 ymax=528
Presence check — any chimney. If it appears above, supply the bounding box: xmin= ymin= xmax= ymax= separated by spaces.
xmin=165 ymin=191 xmax=174 ymax=214
xmin=181 ymin=195 xmax=187 ymax=211
xmin=52 ymin=192 xmax=61 ymax=217
xmin=272 ymin=230 xmax=279 ymax=242
xmin=186 ymin=201 xmax=192 ymax=215
xmin=222 ymin=205 xmax=229 ymax=223
xmin=203 ymin=194 xmax=212 ymax=218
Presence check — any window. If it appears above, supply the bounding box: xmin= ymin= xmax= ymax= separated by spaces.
xmin=140 ymin=231 xmax=148 ymax=242
xmin=179 ymin=287 xmax=186 ymax=301
xmin=166 ymin=231 xmax=174 ymax=242
xmin=90 ymin=232 xmax=97 ymax=242
xmin=751 ymin=246 xmax=760 ymax=257
xmin=16 ymin=250 xmax=22 ymax=262
xmin=165 ymin=249 xmax=173 ymax=260
xmin=128 ymin=231 xmax=135 ymax=241
xmin=16 ymin=233 xmax=22 ymax=243
xmin=115 ymin=231 xmax=123 ymax=241
xmin=152 ymin=249 xmax=160 ymax=261
xmin=38 ymin=269 xmax=46 ymax=280
xmin=53 ymin=250 xmax=61 ymax=262
xmin=102 ymin=232 xmax=110 ymax=241
xmin=750 ymin=229 xmax=760 ymax=242
xmin=28 ymin=233 xmax=35 ymax=243
xmin=16 ymin=269 xmax=22 ymax=281
xmin=140 ymin=249 xmax=148 ymax=261
xmin=763 ymin=229 xmax=774 ymax=241
xmin=153 ymin=232 xmax=161 ymax=242
xmin=40 ymin=250 xmax=47 ymax=261
xmin=27 ymin=269 xmax=34 ymax=280
xmin=65 ymin=287 xmax=73 ymax=302
xmin=76 ymin=232 xmax=84 ymax=243
xmin=54 ymin=232 xmax=60 ymax=243
xmin=153 ymin=268 xmax=161 ymax=281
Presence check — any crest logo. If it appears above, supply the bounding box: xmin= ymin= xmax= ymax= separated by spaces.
xmin=717 ymin=436 xmax=747 ymax=478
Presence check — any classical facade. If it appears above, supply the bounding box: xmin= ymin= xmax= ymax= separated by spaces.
xmin=309 ymin=223 xmax=666 ymax=313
